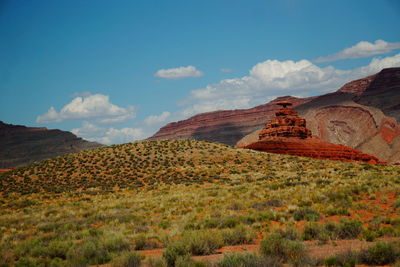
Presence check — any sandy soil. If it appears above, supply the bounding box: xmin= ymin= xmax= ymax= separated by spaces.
xmin=135 ymin=237 xmax=399 ymax=266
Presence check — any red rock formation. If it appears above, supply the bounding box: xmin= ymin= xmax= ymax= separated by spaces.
xmin=245 ymin=138 xmax=382 ymax=164
xmin=337 ymin=74 xmax=377 ymax=95
xmin=259 ymin=101 xmax=311 ymax=139
xmin=240 ymin=102 xmax=383 ymax=164
xmin=148 ymin=96 xmax=315 ymax=145
xmin=149 ymin=68 xmax=400 ymax=163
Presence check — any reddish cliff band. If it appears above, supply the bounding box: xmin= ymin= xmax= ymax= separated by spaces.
xmin=237 ymin=101 xmax=384 ymax=164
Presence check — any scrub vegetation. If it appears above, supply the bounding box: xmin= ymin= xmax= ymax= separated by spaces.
xmin=0 ymin=140 xmax=400 ymax=266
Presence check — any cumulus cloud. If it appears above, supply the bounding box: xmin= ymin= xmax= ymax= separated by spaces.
xmin=144 ymin=111 xmax=171 ymax=125
xmin=180 ymin=53 xmax=400 ymax=117
xmin=315 ymin=40 xmax=400 ymax=62
xmin=37 ymin=94 xmax=136 ymax=124
xmin=72 ymin=122 xmax=144 ymax=145
xmin=154 ymin=65 xmax=203 ymax=79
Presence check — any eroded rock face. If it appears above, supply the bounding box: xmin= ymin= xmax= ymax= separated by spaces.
xmin=148 ymin=96 xmax=314 ymax=145
xmin=240 ymin=102 xmax=383 ymax=164
xmin=356 ymin=68 xmax=400 ymax=122
xmin=337 ymin=74 xmax=377 ymax=95
xmin=259 ymin=101 xmax=311 ymax=140
xmin=245 ymin=137 xmax=382 ymax=164
xmin=150 ymin=68 xmax=400 ymax=163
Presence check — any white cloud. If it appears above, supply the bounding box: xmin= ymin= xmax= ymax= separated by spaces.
xmin=154 ymin=65 xmax=203 ymax=79
xmin=315 ymin=40 xmax=400 ymax=62
xmin=37 ymin=94 xmax=136 ymax=124
xmin=144 ymin=111 xmax=170 ymax=125
xmin=72 ymin=122 xmax=144 ymax=145
xmin=180 ymin=53 xmax=400 ymax=117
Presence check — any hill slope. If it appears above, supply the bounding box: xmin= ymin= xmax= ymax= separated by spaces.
xmin=1 ymin=139 xmax=400 ymax=266
xmin=0 ymin=121 xmax=102 ymax=168
xmin=0 ymin=139 xmax=397 ymax=196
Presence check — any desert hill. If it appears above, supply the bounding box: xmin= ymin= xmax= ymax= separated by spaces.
xmin=0 ymin=139 xmax=394 ymax=195
xmin=0 ymin=121 xmax=102 ymax=168
xmin=1 ymin=139 xmax=400 ymax=266
xmin=149 ymin=68 xmax=400 ymax=163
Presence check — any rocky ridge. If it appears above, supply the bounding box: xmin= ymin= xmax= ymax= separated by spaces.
xmin=148 ymin=96 xmax=314 ymax=145
xmin=0 ymin=121 xmax=103 ymax=168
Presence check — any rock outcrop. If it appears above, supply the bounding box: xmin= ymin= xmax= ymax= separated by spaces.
xmin=258 ymin=101 xmax=311 ymax=139
xmin=239 ymin=102 xmax=383 ymax=164
xmin=337 ymin=74 xmax=377 ymax=95
xmin=148 ymin=96 xmax=314 ymax=145
xmin=0 ymin=121 xmax=103 ymax=168
xmin=149 ymin=68 xmax=400 ymax=163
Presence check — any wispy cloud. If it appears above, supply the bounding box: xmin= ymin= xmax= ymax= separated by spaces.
xmin=144 ymin=111 xmax=170 ymax=125
xmin=154 ymin=65 xmax=203 ymax=79
xmin=315 ymin=40 xmax=400 ymax=63
xmin=36 ymin=94 xmax=136 ymax=124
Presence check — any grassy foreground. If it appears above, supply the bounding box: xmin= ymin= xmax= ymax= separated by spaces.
xmin=0 ymin=140 xmax=400 ymax=266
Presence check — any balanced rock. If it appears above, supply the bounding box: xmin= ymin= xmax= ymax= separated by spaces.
xmin=238 ymin=102 xmax=384 ymax=164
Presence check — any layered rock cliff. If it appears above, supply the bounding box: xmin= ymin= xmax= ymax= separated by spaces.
xmin=238 ymin=101 xmax=382 ymax=164
xmin=149 ymin=68 xmax=400 ymax=163
xmin=0 ymin=121 xmax=103 ymax=168
xmin=148 ymin=96 xmax=314 ymax=145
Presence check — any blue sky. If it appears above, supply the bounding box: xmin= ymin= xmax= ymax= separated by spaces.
xmin=1 ymin=0 xmax=400 ymax=144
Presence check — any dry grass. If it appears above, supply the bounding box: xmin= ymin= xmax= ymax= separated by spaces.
xmin=0 ymin=140 xmax=399 ymax=266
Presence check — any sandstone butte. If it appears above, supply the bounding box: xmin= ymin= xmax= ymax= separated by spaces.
xmin=238 ymin=101 xmax=385 ymax=164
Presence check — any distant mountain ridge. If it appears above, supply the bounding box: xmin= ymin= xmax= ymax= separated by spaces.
xmin=149 ymin=68 xmax=400 ymax=163
xmin=0 ymin=121 xmax=103 ymax=168
xmin=148 ymin=96 xmax=315 ymax=145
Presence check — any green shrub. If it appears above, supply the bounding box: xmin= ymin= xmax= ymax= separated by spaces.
xmin=324 ymin=250 xmax=357 ymax=267
xmin=103 ymin=235 xmax=131 ymax=252
xmin=275 ymin=227 xmax=301 ymax=241
xmin=148 ymin=257 xmax=168 ymax=267
xmin=221 ymin=225 xmax=255 ymax=245
xmin=111 ymin=251 xmax=143 ymax=267
xmin=259 ymin=232 xmax=310 ymax=265
xmin=293 ymin=208 xmax=321 ymax=221
xmin=217 ymin=253 xmax=283 ymax=267
xmin=303 ymin=223 xmax=323 ymax=240
xmin=377 ymin=225 xmax=396 ymax=237
xmin=163 ymin=241 xmax=190 ymax=267
xmin=325 ymin=207 xmax=350 ymax=216
xmin=66 ymin=240 xmax=111 ymax=265
xmin=393 ymin=199 xmax=400 ymax=208
xmin=175 ymin=255 xmax=206 ymax=267
xmin=337 ymin=219 xmax=363 ymax=239
xmin=133 ymin=234 xmax=159 ymax=250
xmin=359 ymin=241 xmax=399 ymax=265
xmin=252 ymin=199 xmax=284 ymax=210
xmin=183 ymin=230 xmax=224 ymax=255
xmin=362 ymin=230 xmax=377 ymax=242
xmin=15 ymin=257 xmax=37 ymax=267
